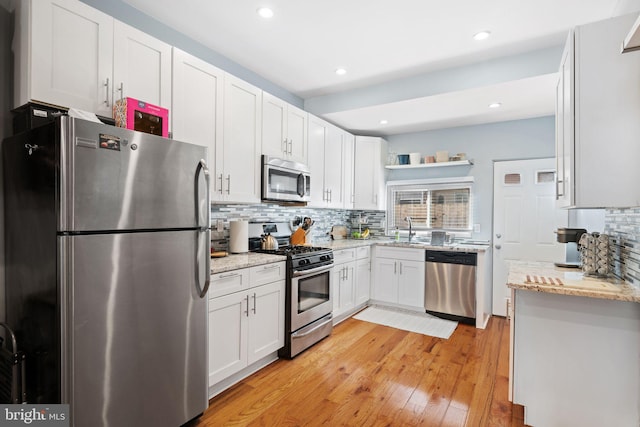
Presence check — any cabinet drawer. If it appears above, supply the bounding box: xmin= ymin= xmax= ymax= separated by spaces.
xmin=333 ymin=248 xmax=356 ymax=265
xmin=356 ymin=246 xmax=370 ymax=260
xmin=209 ymin=268 xmax=249 ymax=298
xmin=249 ymin=262 xmax=286 ymax=287
xmin=375 ymin=246 xmax=425 ymax=262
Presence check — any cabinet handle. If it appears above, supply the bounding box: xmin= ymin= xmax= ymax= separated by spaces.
xmin=252 ymin=293 xmax=257 ymax=314
xmin=117 ymin=82 xmax=124 ymax=102
xmin=245 ymin=295 xmax=249 ymax=317
xmin=218 ymin=174 xmax=224 ymax=194
xmin=394 ymin=261 xmax=397 ymax=274
xmin=399 ymin=262 xmax=403 ymax=275
xmin=282 ymin=139 xmax=288 ymax=155
xmin=104 ymin=78 xmax=110 ymax=106
xmin=262 ymin=264 xmax=279 ymax=271
xmin=288 ymin=140 xmax=293 ymax=155
xmin=219 ymin=272 xmax=238 ymax=279
xmin=226 ymin=175 xmax=231 ymax=194
xmin=495 ymin=244 xmax=502 ymax=250
xmin=328 ymin=189 xmax=332 ymax=202
xmin=496 ymin=234 xmax=502 ymax=239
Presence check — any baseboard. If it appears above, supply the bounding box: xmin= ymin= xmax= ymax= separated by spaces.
xmin=208 ymin=352 xmax=279 ymax=399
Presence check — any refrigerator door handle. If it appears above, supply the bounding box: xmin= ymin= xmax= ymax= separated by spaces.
xmin=195 ymin=159 xmax=211 ymax=298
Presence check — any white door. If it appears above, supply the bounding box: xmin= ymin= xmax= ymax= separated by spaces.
xmin=372 ymin=258 xmax=397 ymax=303
xmin=261 ymin=93 xmax=287 ymax=158
xmin=208 ymin=292 xmax=247 ymax=386
xmin=286 ymin=105 xmax=308 ymax=164
xmin=492 ymin=158 xmax=568 ymax=316
xmin=324 ymin=124 xmax=344 ymax=208
xmin=307 ymin=116 xmax=327 ymax=207
xmin=355 ymin=258 xmax=371 ymax=306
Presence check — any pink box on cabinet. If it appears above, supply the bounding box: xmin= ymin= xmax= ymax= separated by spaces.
xmin=113 ymin=97 xmax=169 ymax=137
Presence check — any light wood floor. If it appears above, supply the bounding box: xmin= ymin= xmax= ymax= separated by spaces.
xmin=191 ymin=314 xmax=527 ymax=427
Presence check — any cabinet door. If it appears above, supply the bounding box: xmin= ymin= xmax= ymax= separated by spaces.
xmin=324 ymin=124 xmax=344 ymax=208
xmin=286 ymin=105 xmax=308 ymax=164
xmin=29 ymin=0 xmax=114 ymax=116
xmin=171 ymin=48 xmax=223 ymax=169
xmin=208 ymin=292 xmax=247 ymax=386
xmin=222 ymin=74 xmax=262 ymax=203
xmin=262 ymin=92 xmax=287 ymax=158
xmin=556 ymin=31 xmax=574 ymax=208
xmin=342 ymin=132 xmax=355 ymax=209
xmin=355 ymin=258 xmax=371 ymax=306
xmin=354 ymin=137 xmax=378 ymax=210
xmin=373 ymin=258 xmax=397 ymax=303
xmin=247 ymin=281 xmax=285 ymax=364
xmin=340 ymin=263 xmax=356 ymax=313
xmin=113 ymin=20 xmax=172 ymax=110
xmin=332 ymin=267 xmax=344 ymax=314
xmin=307 ymin=115 xmax=327 ymax=207
xmin=397 ymin=260 xmax=425 ymax=309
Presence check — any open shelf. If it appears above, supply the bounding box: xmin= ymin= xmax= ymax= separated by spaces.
xmin=385 ymin=159 xmax=474 ymax=170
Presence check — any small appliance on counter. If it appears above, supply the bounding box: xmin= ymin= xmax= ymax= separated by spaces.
xmin=554 ymin=227 xmax=587 ymax=268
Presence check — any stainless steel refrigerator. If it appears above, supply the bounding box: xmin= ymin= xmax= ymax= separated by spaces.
xmin=2 ymin=116 xmax=211 ymax=426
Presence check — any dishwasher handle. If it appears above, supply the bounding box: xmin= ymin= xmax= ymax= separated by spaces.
xmin=426 ymin=250 xmax=477 ymax=266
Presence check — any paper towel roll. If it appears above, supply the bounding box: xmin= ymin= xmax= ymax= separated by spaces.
xmin=229 ymin=220 xmax=248 ymax=253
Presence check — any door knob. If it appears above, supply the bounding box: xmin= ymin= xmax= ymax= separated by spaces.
xmin=495 ymin=244 xmax=502 ymax=250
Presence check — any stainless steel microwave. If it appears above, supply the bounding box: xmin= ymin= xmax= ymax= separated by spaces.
xmin=262 ymin=155 xmax=311 ymax=203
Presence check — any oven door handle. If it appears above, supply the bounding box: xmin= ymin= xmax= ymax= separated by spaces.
xmin=292 ymin=316 xmax=332 ymax=338
xmin=292 ymin=264 xmax=334 ymax=277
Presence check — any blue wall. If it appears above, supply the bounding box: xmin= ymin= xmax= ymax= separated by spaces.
xmin=78 ymin=0 xmax=303 ymax=108
xmin=386 ymin=116 xmax=556 ymax=240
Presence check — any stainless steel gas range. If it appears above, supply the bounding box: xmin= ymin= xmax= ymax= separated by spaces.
xmin=249 ymin=223 xmax=334 ymax=358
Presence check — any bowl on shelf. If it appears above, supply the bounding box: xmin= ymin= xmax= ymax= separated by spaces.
xmin=397 ymin=154 xmax=410 ymax=165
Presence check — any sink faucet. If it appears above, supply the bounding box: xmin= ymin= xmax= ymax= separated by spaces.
xmin=404 ymin=216 xmax=415 ymax=242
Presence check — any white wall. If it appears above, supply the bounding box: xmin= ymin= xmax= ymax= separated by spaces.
xmin=386 ymin=116 xmax=556 ymax=240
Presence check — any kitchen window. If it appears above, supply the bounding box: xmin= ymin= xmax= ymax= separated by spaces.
xmin=386 ymin=178 xmax=474 ymax=236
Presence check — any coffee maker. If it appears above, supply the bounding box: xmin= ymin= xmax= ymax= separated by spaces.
xmin=554 ymin=227 xmax=587 ymax=268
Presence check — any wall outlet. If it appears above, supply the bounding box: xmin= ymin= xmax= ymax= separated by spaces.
xmin=473 ymin=223 xmax=481 ymax=233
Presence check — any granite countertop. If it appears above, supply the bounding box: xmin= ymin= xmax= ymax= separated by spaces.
xmin=507 ymin=260 xmax=640 ymax=303
xmin=211 ymin=252 xmax=286 ymax=275
xmin=314 ymin=238 xmax=489 ymax=252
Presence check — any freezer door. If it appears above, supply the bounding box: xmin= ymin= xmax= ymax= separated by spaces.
xmin=59 ymin=117 xmax=209 ymax=232
xmin=61 ymin=230 xmax=208 ymax=426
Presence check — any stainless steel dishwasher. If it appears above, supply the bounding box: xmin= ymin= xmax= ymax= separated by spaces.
xmin=425 ymin=251 xmax=477 ymax=324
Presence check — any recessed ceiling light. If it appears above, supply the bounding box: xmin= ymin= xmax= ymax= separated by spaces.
xmin=473 ymin=30 xmax=491 ymax=41
xmin=379 ymin=120 xmax=388 ymax=125
xmin=335 ymin=68 xmax=347 ymax=76
xmin=257 ymin=7 xmax=274 ymax=19
xmin=489 ymin=102 xmax=502 ymax=108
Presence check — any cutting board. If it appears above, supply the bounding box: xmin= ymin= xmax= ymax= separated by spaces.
xmin=331 ymin=225 xmax=348 ymax=240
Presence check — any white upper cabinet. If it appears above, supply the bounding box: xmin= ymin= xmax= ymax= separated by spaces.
xmin=307 ymin=115 xmax=328 ymax=207
xmin=262 ymin=93 xmax=308 ymax=164
xmin=324 ymin=124 xmax=345 ymax=208
xmin=556 ymin=13 xmax=640 ymax=208
xmin=218 ymin=74 xmax=262 ymax=203
xmin=15 ymin=0 xmax=114 ymax=116
xmin=354 ymin=136 xmax=388 ymax=210
xmin=342 ymin=132 xmax=355 ymax=210
xmin=171 ymin=48 xmax=223 ymax=165
xmin=15 ymin=0 xmax=172 ymax=117
xmin=112 ymin=21 xmax=172 ymax=111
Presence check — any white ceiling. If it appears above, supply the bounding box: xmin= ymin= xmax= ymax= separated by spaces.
xmin=123 ymin=0 xmax=638 ymax=135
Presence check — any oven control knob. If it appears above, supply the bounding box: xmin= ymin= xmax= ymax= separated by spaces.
xmin=298 ymin=259 xmax=308 ymax=266
xmin=320 ymin=255 xmax=328 ymax=261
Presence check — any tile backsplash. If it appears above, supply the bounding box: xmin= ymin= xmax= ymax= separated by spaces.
xmin=605 ymin=208 xmax=640 ymax=289
xmin=210 ymin=203 xmax=386 ymax=245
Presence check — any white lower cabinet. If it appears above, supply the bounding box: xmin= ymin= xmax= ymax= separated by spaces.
xmin=372 ymin=247 xmax=425 ymax=310
xmin=208 ymin=262 xmax=285 ymax=387
xmin=333 ymin=246 xmax=372 ymax=323
xmin=332 ymin=249 xmax=356 ymax=320
xmin=355 ymin=246 xmax=371 ymax=306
